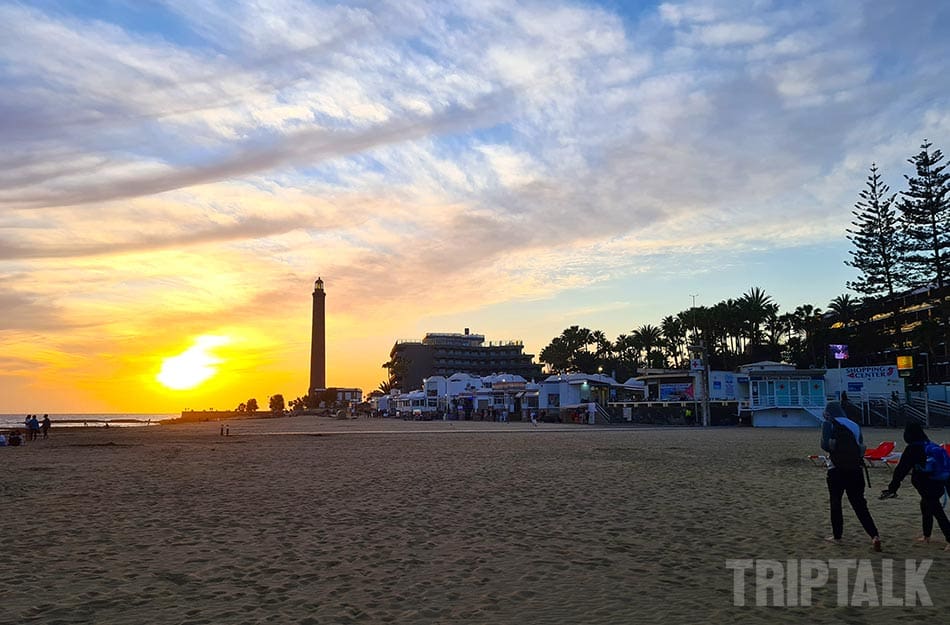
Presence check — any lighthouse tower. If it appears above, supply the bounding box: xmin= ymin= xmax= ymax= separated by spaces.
xmin=309 ymin=277 xmax=326 ymax=394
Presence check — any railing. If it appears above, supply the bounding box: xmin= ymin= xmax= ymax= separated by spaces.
xmin=867 ymin=399 xmax=894 ymax=426
xmin=909 ymin=395 xmax=950 ymax=418
xmin=904 ymin=402 xmax=929 ymax=425
xmin=593 ymin=402 xmax=613 ymax=425
xmin=749 ymin=397 xmax=825 ymax=409
xmin=908 ymin=395 xmax=950 ymax=426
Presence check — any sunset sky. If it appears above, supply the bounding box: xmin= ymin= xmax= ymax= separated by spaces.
xmin=2 ymin=0 xmax=949 ymax=413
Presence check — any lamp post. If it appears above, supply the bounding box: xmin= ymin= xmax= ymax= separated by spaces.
xmin=920 ymin=352 xmax=931 ymax=427
xmin=920 ymin=352 xmax=931 ymax=386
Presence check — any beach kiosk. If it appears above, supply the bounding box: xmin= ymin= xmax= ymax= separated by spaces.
xmin=738 ymin=361 xmax=826 ymax=427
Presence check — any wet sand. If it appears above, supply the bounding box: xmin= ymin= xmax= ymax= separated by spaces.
xmin=3 ymin=417 xmax=949 ymax=624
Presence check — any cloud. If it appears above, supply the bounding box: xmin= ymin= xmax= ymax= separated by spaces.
xmin=693 ymin=21 xmax=772 ymax=46
xmin=2 ymin=94 xmax=509 ymax=209
xmin=0 ymin=289 xmax=67 ymax=331
xmin=1 ymin=0 xmax=950 ymax=410
xmin=0 ymin=214 xmax=320 ymax=260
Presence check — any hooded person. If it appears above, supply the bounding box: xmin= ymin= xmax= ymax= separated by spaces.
xmin=820 ymin=401 xmax=882 ymax=550
xmin=881 ymin=422 xmax=950 ymax=549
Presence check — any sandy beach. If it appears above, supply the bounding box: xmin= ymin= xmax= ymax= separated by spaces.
xmin=3 ymin=418 xmax=949 ymax=624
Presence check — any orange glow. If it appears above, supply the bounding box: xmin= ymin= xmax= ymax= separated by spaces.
xmin=157 ymin=336 xmax=230 ymax=390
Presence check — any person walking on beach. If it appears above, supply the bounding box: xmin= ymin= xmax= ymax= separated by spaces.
xmin=880 ymin=422 xmax=950 ymax=550
xmin=820 ymin=401 xmax=882 ymax=551
xmin=41 ymin=415 xmax=51 ymax=439
xmin=27 ymin=415 xmax=40 ymax=441
xmin=839 ymin=391 xmax=863 ymax=424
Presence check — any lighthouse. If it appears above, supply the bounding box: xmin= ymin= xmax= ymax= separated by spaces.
xmin=309 ymin=277 xmax=326 ymax=394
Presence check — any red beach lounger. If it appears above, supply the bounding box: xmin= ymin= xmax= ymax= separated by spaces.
xmin=864 ymin=441 xmax=896 ymax=467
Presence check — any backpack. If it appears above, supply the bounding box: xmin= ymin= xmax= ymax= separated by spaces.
xmin=829 ymin=419 xmax=863 ymax=470
xmin=916 ymin=442 xmax=950 ymax=483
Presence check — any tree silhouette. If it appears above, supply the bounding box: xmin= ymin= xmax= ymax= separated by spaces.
xmin=661 ymin=315 xmax=686 ymax=367
xmin=739 ymin=287 xmax=775 ymax=349
xmin=846 ymin=163 xmax=904 ymax=298
xmin=900 ymin=141 xmax=950 ymax=289
xmin=900 ymin=141 xmax=950 ymax=360
xmin=381 ymin=354 xmax=410 ymax=390
xmin=828 ymin=294 xmax=856 ymax=326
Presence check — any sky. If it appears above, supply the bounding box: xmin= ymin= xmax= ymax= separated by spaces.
xmin=2 ymin=0 xmax=949 ymax=413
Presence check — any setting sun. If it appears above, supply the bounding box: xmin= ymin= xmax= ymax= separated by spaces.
xmin=157 ymin=336 xmax=230 ymax=391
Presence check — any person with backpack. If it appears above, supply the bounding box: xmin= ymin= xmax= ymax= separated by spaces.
xmin=879 ymin=422 xmax=950 ymax=550
xmin=820 ymin=401 xmax=883 ymax=550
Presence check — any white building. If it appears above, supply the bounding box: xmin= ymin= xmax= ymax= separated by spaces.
xmin=823 ymin=365 xmax=903 ymax=402
xmin=738 ymin=362 xmax=826 ymax=427
xmin=539 ymin=373 xmax=644 ymax=413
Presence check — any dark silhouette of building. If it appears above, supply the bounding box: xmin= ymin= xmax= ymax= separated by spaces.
xmin=389 ymin=328 xmax=542 ymax=390
xmin=824 ymin=282 xmax=949 ymax=385
xmin=309 ymin=277 xmax=326 ymax=394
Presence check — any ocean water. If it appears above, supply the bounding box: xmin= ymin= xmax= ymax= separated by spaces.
xmin=0 ymin=414 xmax=177 ymax=429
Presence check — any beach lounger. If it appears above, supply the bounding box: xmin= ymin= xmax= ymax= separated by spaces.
xmin=808 ymin=454 xmax=831 ymax=467
xmin=864 ymin=441 xmax=896 ymax=468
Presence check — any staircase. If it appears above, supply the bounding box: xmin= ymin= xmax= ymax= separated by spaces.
xmin=802 ymin=407 xmax=823 ymax=424
xmin=592 ymin=402 xmax=614 ymax=425
xmin=908 ymin=396 xmax=950 ymax=427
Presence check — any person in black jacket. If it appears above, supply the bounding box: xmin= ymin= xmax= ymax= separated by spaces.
xmin=880 ymin=422 xmax=950 ymax=550
xmin=820 ymin=401 xmax=882 ymax=550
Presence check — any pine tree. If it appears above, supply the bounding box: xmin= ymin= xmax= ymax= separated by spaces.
xmin=845 ymin=164 xmax=905 ymax=298
xmin=899 ymin=141 xmax=950 ymax=288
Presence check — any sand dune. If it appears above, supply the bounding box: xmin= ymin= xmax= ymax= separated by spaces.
xmin=3 ymin=418 xmax=948 ymax=623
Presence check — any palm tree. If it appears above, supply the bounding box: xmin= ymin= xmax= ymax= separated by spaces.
xmin=711 ymin=299 xmax=742 ymax=361
xmin=646 ymin=348 xmax=668 ymax=369
xmin=739 ymin=287 xmax=775 ymax=348
xmin=539 ymin=336 xmax=572 ymax=372
xmin=561 ymin=326 xmax=592 ymax=358
xmin=791 ymin=304 xmax=824 ymax=367
xmin=614 ymin=333 xmax=640 ymax=370
xmin=660 ymin=315 xmax=686 ymax=367
xmin=381 ymin=355 xmax=410 ymax=390
xmin=633 ymin=324 xmax=663 ymax=366
xmin=590 ymin=330 xmax=613 ymax=360
xmin=828 ymin=294 xmax=857 ymax=327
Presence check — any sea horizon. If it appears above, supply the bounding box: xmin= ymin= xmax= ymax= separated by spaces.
xmin=0 ymin=413 xmax=178 ymax=429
